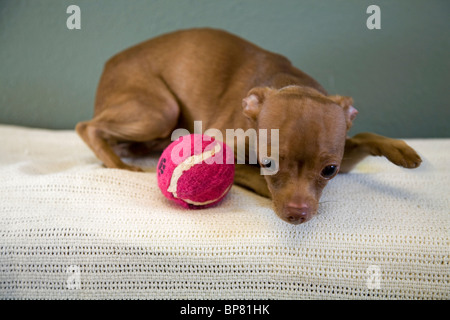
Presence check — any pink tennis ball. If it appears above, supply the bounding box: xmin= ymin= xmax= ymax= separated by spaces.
xmin=157 ymin=134 xmax=235 ymax=209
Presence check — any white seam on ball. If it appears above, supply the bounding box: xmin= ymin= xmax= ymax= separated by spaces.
xmin=180 ymin=184 xmax=232 ymax=206
xmin=167 ymin=142 xmax=222 ymax=200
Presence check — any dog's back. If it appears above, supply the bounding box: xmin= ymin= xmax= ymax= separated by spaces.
xmin=95 ymin=28 xmax=320 ymax=127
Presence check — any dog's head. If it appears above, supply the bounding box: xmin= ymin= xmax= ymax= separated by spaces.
xmin=242 ymin=85 xmax=358 ymax=224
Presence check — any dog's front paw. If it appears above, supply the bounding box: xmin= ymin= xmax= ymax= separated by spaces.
xmin=378 ymin=140 xmax=422 ymax=169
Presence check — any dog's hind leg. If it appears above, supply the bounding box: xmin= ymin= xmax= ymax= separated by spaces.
xmin=233 ymin=164 xmax=271 ymax=198
xmin=76 ymin=88 xmax=180 ymax=171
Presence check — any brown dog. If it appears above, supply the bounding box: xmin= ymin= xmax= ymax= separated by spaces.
xmin=76 ymin=28 xmax=421 ymax=224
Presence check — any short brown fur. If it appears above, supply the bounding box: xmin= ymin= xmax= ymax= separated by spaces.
xmin=76 ymin=28 xmax=421 ymax=224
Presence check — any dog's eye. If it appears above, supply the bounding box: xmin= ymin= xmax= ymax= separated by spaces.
xmin=261 ymin=157 xmax=278 ymax=171
xmin=260 ymin=157 xmax=279 ymax=175
xmin=321 ymin=165 xmax=338 ymax=179
xmin=261 ymin=157 xmax=273 ymax=168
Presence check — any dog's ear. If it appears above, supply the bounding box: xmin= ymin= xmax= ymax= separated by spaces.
xmin=242 ymin=87 xmax=273 ymax=121
xmin=328 ymin=95 xmax=358 ymax=130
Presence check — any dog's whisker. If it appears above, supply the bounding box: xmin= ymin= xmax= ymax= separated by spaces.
xmin=319 ymin=200 xmax=340 ymax=204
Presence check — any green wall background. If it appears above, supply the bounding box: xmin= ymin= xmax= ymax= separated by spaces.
xmin=1 ymin=0 xmax=449 ymax=138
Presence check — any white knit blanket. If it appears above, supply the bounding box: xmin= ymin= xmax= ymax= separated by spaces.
xmin=0 ymin=124 xmax=448 ymax=299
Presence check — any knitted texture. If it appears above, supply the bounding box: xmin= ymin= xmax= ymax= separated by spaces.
xmin=157 ymin=134 xmax=235 ymax=208
xmin=0 ymin=125 xmax=448 ymax=299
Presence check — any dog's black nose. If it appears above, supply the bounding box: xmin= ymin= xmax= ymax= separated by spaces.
xmin=286 ymin=205 xmax=313 ymax=225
